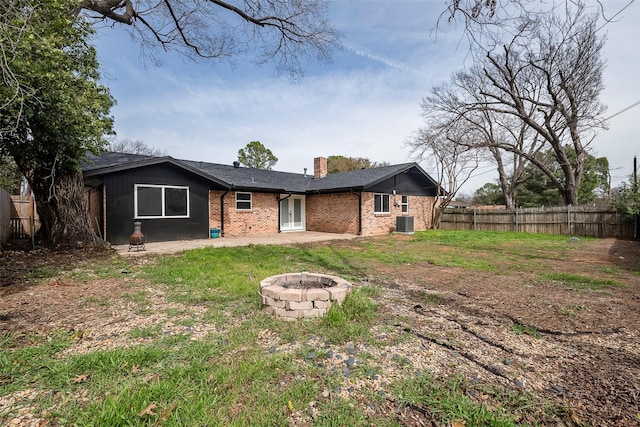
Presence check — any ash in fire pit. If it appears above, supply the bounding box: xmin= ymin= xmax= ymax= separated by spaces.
xmin=259 ymin=272 xmax=352 ymax=320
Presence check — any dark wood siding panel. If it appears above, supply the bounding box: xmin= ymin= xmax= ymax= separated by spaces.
xmin=84 ymin=186 xmax=104 ymax=238
xmin=102 ymin=164 xmax=216 ymax=244
xmin=366 ymin=167 xmax=438 ymax=196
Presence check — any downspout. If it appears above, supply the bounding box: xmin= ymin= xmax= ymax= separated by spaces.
xmin=277 ymin=192 xmax=292 ymax=233
xmin=350 ymin=189 xmax=362 ymax=235
xmin=220 ymin=187 xmax=231 ymax=236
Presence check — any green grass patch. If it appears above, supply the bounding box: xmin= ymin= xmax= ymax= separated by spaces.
xmin=510 ymin=323 xmax=541 ymax=339
xmin=130 ymin=325 xmax=163 ymax=339
xmin=65 ymin=257 xmax=134 ymax=281
xmin=83 ymin=296 xmax=111 ymax=307
xmin=2 ymin=231 xmax=628 ymax=425
xmin=312 ymin=398 xmax=373 ymax=426
xmin=560 ymin=303 xmax=587 ymax=317
xmin=120 ymin=290 xmax=150 ymax=305
xmin=393 ymin=373 xmax=518 ymax=426
xmin=392 ymin=373 xmax=570 ymax=426
xmin=318 ymin=287 xmax=379 ymax=343
xmin=407 ymin=230 xmax=585 ymax=271
xmin=541 ymin=272 xmax=623 ymax=289
xmin=420 ymin=291 xmax=443 ymax=305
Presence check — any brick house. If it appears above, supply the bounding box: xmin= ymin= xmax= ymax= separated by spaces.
xmin=82 ymin=153 xmax=440 ymax=244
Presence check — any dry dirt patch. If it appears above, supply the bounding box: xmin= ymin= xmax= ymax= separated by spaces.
xmin=1 ymin=238 xmax=639 ymax=426
xmin=368 ymin=238 xmax=640 ymax=425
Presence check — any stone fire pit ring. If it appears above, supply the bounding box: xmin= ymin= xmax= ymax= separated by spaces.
xmin=259 ymin=272 xmax=352 ymax=320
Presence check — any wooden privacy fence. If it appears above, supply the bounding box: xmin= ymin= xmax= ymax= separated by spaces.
xmin=439 ymin=205 xmax=635 ymax=238
xmin=7 ymin=195 xmax=40 ymax=240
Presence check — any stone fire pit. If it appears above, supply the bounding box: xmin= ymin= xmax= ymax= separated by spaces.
xmin=259 ymin=272 xmax=352 ymax=320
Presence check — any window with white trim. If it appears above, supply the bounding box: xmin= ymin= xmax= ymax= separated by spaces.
xmin=235 ymin=192 xmax=252 ymax=210
xmin=135 ymin=184 xmax=189 ymax=218
xmin=374 ymin=193 xmax=390 ymax=214
xmin=401 ymin=195 xmax=409 ymax=214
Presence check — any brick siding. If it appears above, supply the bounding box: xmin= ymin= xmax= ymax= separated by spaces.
xmin=408 ymin=194 xmax=435 ymax=231
xmin=306 ymin=193 xmax=360 ymax=234
xmin=209 ymin=190 xmax=279 ymax=236
xmin=209 ymin=190 xmax=436 ymax=236
xmin=360 ymin=192 xmax=434 ymax=236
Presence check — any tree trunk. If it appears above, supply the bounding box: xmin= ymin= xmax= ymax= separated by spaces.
xmin=430 ymin=197 xmax=448 ymax=230
xmin=27 ymin=169 xmax=106 ymax=249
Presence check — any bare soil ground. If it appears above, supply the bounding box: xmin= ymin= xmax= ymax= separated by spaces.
xmin=1 ymin=238 xmax=639 ymax=426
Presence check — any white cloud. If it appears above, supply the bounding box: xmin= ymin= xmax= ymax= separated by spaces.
xmin=95 ymin=0 xmax=640 ymax=195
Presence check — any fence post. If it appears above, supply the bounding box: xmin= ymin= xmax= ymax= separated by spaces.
xmin=515 ymin=207 xmax=518 ymax=232
xmin=473 ymin=207 xmax=477 ymax=231
xmin=567 ymin=204 xmax=571 ymax=236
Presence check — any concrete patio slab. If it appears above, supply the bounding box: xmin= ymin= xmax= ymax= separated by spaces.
xmin=112 ymin=231 xmax=359 ymax=257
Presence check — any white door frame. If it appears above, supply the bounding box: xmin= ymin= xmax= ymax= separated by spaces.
xmin=280 ymin=195 xmax=306 ymax=232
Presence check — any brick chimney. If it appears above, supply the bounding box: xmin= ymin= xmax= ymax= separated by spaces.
xmin=314 ymin=157 xmax=328 ymax=178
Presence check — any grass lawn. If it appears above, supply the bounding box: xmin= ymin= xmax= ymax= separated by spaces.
xmin=1 ymin=230 xmax=635 ymax=426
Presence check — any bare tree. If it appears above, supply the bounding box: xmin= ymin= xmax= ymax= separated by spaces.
xmin=422 ymin=74 xmax=544 ymax=208
xmin=438 ymin=1 xmax=629 ymax=48
xmin=407 ymin=123 xmax=482 ymax=228
xmin=108 ymin=138 xmax=167 ymax=156
xmin=477 ymin=4 xmax=607 ymax=205
xmin=424 ymin=2 xmax=606 ymax=207
xmin=77 ymin=0 xmax=340 ymax=77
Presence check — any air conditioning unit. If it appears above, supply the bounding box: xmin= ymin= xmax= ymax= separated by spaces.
xmin=395 ymin=216 xmax=414 ymax=233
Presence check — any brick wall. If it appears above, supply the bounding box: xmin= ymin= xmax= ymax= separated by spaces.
xmin=208 ymin=189 xmax=436 ymax=237
xmin=209 ymin=190 xmax=279 ymax=236
xmin=306 ymin=193 xmax=360 ymax=234
xmin=361 ymin=192 xmax=395 ymax=235
xmin=360 ymin=192 xmax=435 ymax=236
xmin=408 ymin=195 xmax=435 ymax=231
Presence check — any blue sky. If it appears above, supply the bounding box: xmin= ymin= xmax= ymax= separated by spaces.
xmin=93 ymin=1 xmax=640 ymax=195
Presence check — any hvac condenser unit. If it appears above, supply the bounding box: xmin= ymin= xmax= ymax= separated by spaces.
xmin=395 ymin=216 xmax=414 ymax=233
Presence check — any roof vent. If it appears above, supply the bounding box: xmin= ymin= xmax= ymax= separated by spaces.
xmin=233 ymin=161 xmax=240 ymax=168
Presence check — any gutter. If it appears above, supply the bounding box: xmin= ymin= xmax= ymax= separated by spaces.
xmin=220 ymin=187 xmax=231 ymax=236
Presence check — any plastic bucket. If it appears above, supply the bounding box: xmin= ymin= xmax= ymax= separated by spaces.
xmin=210 ymin=228 xmax=220 ymax=238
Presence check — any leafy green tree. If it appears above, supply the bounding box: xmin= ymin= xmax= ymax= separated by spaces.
xmin=326 ymin=156 xmax=389 ymax=173
xmin=611 ymin=182 xmax=640 ymax=219
xmin=582 ymin=155 xmax=610 ymax=200
xmin=0 ymin=0 xmax=114 ymax=248
xmin=515 ymin=148 xmax=609 ymax=207
xmin=611 ymin=160 xmax=640 ymax=220
xmin=473 ymin=183 xmax=505 ymax=206
xmin=0 ymin=156 xmax=22 ymax=194
xmin=237 ymin=141 xmax=278 ymax=170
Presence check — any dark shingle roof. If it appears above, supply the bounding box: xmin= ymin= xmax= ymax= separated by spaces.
xmin=181 ymin=160 xmax=311 ymax=192
xmin=82 ymin=152 xmax=157 ymax=173
xmin=306 ymin=163 xmax=417 ymax=192
xmin=82 ymin=152 xmax=434 ymax=194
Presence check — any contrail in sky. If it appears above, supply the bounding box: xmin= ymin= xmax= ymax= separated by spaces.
xmin=342 ymin=42 xmax=423 ymax=76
